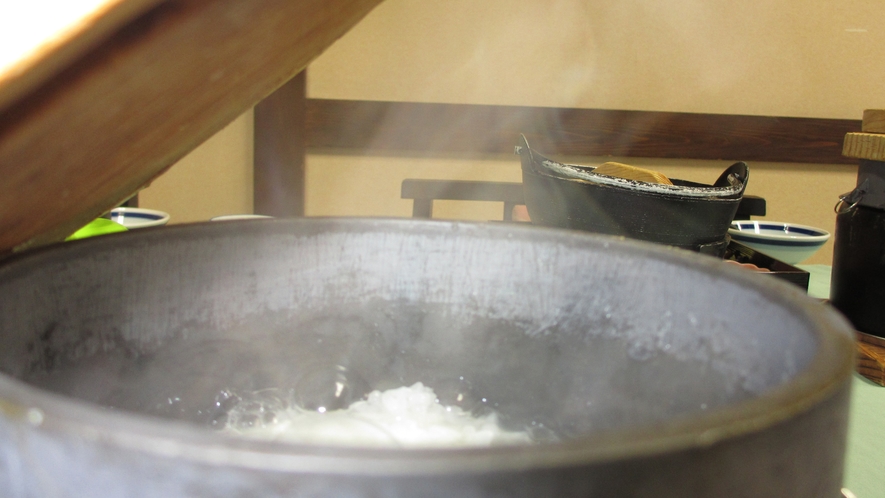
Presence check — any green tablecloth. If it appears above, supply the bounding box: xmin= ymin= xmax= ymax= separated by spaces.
xmin=799 ymin=265 xmax=883 ymax=498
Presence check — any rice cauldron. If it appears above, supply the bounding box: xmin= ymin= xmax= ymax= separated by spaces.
xmin=0 ymin=218 xmax=854 ymax=497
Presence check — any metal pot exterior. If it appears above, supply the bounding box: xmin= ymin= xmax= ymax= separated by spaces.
xmin=0 ymin=381 xmax=851 ymax=497
xmin=521 ymin=167 xmax=741 ymax=256
xmin=515 ymin=136 xmax=747 ymax=256
xmin=0 ymin=219 xmax=854 ymax=497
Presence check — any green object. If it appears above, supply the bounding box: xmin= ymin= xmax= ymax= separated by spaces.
xmin=66 ymin=218 xmax=128 ymax=241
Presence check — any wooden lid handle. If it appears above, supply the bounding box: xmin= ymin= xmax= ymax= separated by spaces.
xmin=863 ymin=110 xmax=885 ymax=134
xmin=843 ymin=110 xmax=885 ymax=160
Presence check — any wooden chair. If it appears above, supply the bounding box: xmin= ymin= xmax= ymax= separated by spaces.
xmin=401 ymin=180 xmax=526 ymax=221
xmin=401 ymin=179 xmax=765 ymax=221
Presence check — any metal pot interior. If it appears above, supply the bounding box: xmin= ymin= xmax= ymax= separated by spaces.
xmin=0 ymin=219 xmax=851 ymax=460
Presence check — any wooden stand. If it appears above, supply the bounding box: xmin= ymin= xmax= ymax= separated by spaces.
xmin=856 ymin=330 xmax=885 ymax=386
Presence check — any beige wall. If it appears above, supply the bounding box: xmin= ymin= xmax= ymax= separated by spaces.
xmin=139 ymin=109 xmax=254 ymax=223
xmin=307 ymin=1 xmax=885 ymax=117
xmin=141 ymin=0 xmax=884 ymax=264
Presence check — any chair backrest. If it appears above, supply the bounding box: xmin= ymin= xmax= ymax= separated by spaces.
xmin=401 ymin=179 xmax=765 ymax=221
xmin=401 ymin=180 xmax=525 ymax=220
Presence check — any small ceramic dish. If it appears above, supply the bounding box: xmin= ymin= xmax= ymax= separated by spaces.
xmin=728 ymin=221 xmax=830 ymax=265
xmin=210 ymin=214 xmax=274 ymax=221
xmin=110 ymin=207 xmax=170 ymax=229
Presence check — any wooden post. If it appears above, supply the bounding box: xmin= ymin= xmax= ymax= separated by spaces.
xmin=253 ymin=70 xmax=307 ymax=217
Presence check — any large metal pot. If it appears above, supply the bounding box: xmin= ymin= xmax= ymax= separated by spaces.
xmin=0 ymin=218 xmax=853 ymax=497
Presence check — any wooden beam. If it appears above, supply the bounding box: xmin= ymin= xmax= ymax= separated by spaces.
xmin=0 ymin=0 xmax=382 ymax=255
xmin=306 ymin=99 xmax=861 ymax=165
xmin=0 ymin=0 xmax=166 ymax=113
xmin=254 ymin=70 xmax=306 ymax=217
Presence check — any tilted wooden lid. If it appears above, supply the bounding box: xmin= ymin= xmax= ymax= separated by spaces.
xmin=0 ymin=0 xmax=381 ymax=256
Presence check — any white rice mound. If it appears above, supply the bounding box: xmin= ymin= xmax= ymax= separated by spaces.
xmin=224 ymin=382 xmax=533 ymax=448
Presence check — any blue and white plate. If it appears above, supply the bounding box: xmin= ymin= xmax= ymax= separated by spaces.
xmin=728 ymin=221 xmax=830 ymax=265
xmin=210 ymin=214 xmax=274 ymax=222
xmin=110 ymin=207 xmax=170 ymax=229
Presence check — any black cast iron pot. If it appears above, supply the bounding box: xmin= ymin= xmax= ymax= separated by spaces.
xmin=517 ymin=135 xmax=748 ymax=256
xmin=0 ymin=218 xmax=853 ymax=497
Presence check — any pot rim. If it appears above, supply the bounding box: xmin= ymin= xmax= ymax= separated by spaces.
xmin=0 ymin=217 xmax=855 ymax=476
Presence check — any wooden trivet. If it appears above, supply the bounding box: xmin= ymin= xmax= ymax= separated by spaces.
xmin=856 ymin=330 xmax=885 ymax=386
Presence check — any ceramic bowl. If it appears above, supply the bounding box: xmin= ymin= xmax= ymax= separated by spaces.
xmin=728 ymin=221 xmax=830 ymax=265
xmin=110 ymin=207 xmax=170 ymax=229
xmin=210 ymin=214 xmax=274 ymax=221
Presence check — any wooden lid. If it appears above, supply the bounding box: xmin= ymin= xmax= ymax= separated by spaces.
xmin=0 ymin=0 xmax=381 ymax=256
xmin=593 ymin=162 xmax=673 ymax=185
xmin=843 ymin=133 xmax=885 ymax=161
xmin=843 ymin=110 xmax=885 ymax=161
